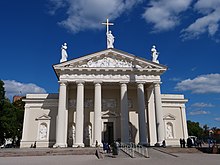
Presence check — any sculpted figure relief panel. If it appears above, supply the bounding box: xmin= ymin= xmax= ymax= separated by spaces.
xmin=78 ymin=57 xmax=134 ymax=68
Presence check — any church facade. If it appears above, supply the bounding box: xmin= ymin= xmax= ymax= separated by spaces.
xmin=20 ymin=48 xmax=188 ymax=148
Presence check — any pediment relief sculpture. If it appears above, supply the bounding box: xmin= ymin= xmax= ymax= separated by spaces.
xmin=76 ymin=57 xmax=141 ymax=68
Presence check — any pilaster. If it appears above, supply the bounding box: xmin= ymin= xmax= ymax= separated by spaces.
xmin=146 ymin=85 xmax=157 ymax=146
xmin=154 ymin=82 xmax=165 ymax=145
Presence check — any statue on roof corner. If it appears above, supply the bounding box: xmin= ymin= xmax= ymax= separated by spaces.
xmin=151 ymin=45 xmax=159 ymax=64
xmin=60 ymin=43 xmax=68 ymax=63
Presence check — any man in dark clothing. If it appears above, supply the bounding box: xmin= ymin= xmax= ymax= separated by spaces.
xmin=182 ymin=139 xmax=186 ymax=148
xmin=180 ymin=138 xmax=183 ymax=148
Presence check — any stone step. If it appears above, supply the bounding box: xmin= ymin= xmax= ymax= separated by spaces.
xmin=0 ymin=148 xmax=97 ymax=157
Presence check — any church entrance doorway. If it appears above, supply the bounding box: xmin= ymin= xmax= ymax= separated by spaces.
xmin=103 ymin=122 xmax=114 ymax=145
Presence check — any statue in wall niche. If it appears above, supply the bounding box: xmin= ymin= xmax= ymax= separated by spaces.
xmin=60 ymin=43 xmax=68 ymax=63
xmin=39 ymin=124 xmax=47 ymax=140
xmin=72 ymin=125 xmax=76 ymax=141
xmin=151 ymin=45 xmax=159 ymax=64
xmin=166 ymin=123 xmax=174 ymax=139
xmin=85 ymin=125 xmax=92 ymax=139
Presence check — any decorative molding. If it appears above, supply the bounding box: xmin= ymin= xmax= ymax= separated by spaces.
xmin=102 ymin=110 xmax=119 ymax=118
xmin=102 ymin=99 xmax=117 ymax=110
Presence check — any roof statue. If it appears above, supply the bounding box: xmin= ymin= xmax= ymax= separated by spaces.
xmin=102 ymin=18 xmax=115 ymax=49
xmin=60 ymin=43 xmax=68 ymax=63
xmin=151 ymin=45 xmax=159 ymax=64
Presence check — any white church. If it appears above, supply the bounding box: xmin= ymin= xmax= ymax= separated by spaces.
xmin=20 ymin=20 xmax=188 ymax=148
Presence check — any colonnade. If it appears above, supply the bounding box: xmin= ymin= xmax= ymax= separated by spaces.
xmin=53 ymin=81 xmax=164 ymax=147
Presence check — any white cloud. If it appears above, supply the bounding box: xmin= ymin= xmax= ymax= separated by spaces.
xmin=214 ymin=117 xmax=220 ymax=122
xmin=181 ymin=0 xmax=220 ymax=40
xmin=175 ymin=73 xmax=220 ymax=94
xmin=191 ymin=102 xmax=214 ymax=108
xmin=142 ymin=0 xmax=192 ymax=32
xmin=189 ymin=110 xmax=210 ymax=115
xmin=169 ymin=77 xmax=182 ymax=82
xmin=3 ymin=80 xmax=46 ymax=100
xmin=48 ymin=0 xmax=143 ymax=33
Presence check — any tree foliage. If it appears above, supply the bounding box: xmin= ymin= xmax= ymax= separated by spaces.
xmin=187 ymin=120 xmax=203 ymax=138
xmin=0 ymin=80 xmax=24 ymax=146
xmin=0 ymin=80 xmax=5 ymax=109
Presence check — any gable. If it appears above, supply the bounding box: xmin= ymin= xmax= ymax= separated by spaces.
xmin=163 ymin=114 xmax=176 ymax=120
xmin=35 ymin=114 xmax=51 ymax=121
xmin=53 ymin=48 xmax=167 ymax=76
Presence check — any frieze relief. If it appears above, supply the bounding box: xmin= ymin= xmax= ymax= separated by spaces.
xmin=69 ymin=99 xmax=117 ymax=110
xmin=76 ymin=57 xmax=142 ymax=68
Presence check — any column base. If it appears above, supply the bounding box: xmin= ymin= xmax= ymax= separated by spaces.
xmin=72 ymin=143 xmax=85 ymax=148
xmin=53 ymin=143 xmax=67 ymax=148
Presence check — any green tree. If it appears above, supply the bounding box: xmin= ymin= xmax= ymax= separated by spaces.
xmin=203 ymin=124 xmax=209 ymax=137
xmin=187 ymin=120 xmax=203 ymax=138
xmin=0 ymin=80 xmax=5 ymax=108
xmin=0 ymin=80 xmax=5 ymax=144
xmin=13 ymin=98 xmax=25 ymax=144
xmin=0 ymin=80 xmax=24 ymax=146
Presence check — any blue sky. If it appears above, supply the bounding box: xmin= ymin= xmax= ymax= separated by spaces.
xmin=1 ymin=0 xmax=220 ymax=128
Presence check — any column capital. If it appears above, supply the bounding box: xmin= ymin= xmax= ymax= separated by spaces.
xmin=119 ymin=81 xmax=129 ymax=84
xmin=120 ymin=83 xmax=128 ymax=89
xmin=93 ymin=80 xmax=102 ymax=84
xmin=136 ymin=81 xmax=146 ymax=84
xmin=76 ymin=80 xmax=85 ymax=84
xmin=58 ymin=80 xmax=68 ymax=86
xmin=137 ymin=83 xmax=145 ymax=89
xmin=153 ymin=81 xmax=162 ymax=87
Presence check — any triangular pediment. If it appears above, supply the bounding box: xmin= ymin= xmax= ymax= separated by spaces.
xmin=53 ymin=48 xmax=167 ymax=70
xmin=36 ymin=114 xmax=51 ymax=121
xmin=163 ymin=114 xmax=176 ymax=120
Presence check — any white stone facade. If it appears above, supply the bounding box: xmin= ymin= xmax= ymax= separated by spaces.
xmin=20 ymin=48 xmax=188 ymax=148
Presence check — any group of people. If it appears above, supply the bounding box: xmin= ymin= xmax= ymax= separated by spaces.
xmin=180 ymin=137 xmax=203 ymax=148
xmin=102 ymin=140 xmax=120 ymax=155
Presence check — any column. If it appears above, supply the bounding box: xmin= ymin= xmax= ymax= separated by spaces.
xmin=120 ymin=83 xmax=129 ymax=143
xmin=74 ymin=81 xmax=85 ymax=147
xmin=137 ymin=83 xmax=147 ymax=145
xmin=181 ymin=106 xmax=188 ymax=140
xmin=54 ymin=81 xmax=68 ymax=147
xmin=146 ymin=85 xmax=157 ymax=146
xmin=154 ymin=82 xmax=165 ymax=145
xmin=93 ymin=82 xmax=102 ymax=146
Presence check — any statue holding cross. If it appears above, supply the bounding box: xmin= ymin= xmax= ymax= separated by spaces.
xmin=102 ymin=19 xmax=115 ymax=49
